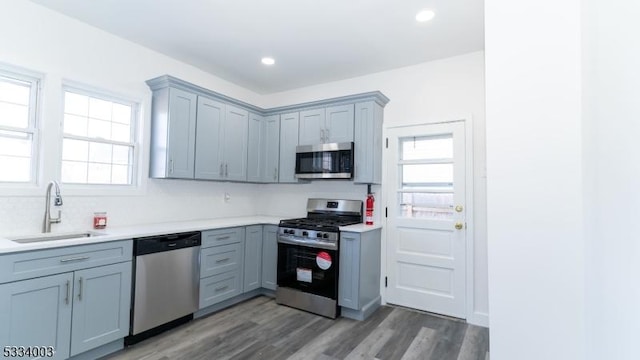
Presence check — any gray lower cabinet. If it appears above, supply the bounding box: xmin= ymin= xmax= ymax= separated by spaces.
xmin=261 ymin=225 xmax=278 ymax=290
xmin=0 ymin=241 xmax=133 ymax=360
xmin=199 ymin=228 xmax=245 ymax=309
xmin=339 ymin=230 xmax=382 ymax=320
xmin=244 ymin=225 xmax=263 ymax=292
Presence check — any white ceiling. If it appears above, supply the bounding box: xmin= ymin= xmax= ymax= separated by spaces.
xmin=29 ymin=0 xmax=484 ymax=94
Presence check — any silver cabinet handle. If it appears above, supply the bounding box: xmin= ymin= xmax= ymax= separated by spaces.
xmin=169 ymin=159 xmax=174 ymax=174
xmin=215 ymin=285 xmax=229 ymax=292
xmin=320 ymin=129 xmax=325 ymax=142
xmin=78 ymin=277 xmax=83 ymax=301
xmin=215 ymin=258 xmax=230 ymax=263
xmin=219 ymin=163 xmax=223 ymax=176
xmin=65 ymin=280 xmax=71 ymax=305
xmin=225 ymin=163 xmax=228 ymax=177
xmin=273 ymin=168 xmax=278 ymax=181
xmin=325 ymin=128 xmax=330 ymax=142
xmin=60 ymin=256 xmax=90 ymax=263
xmin=216 ymin=236 xmax=231 ymax=241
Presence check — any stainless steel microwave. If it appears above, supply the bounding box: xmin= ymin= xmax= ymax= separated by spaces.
xmin=295 ymin=142 xmax=354 ymax=179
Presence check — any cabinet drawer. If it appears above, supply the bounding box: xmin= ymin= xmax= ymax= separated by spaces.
xmin=201 ymin=227 xmax=243 ymax=248
xmin=200 ymin=243 xmax=242 ymax=278
xmin=199 ymin=271 xmax=241 ymax=309
xmin=0 ymin=240 xmax=132 ymax=284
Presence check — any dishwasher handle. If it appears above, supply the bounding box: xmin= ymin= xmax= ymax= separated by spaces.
xmin=133 ymin=231 xmax=201 ymax=256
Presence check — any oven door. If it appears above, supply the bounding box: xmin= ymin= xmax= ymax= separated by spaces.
xmin=277 ymin=241 xmax=339 ymax=300
xmin=295 ymin=142 xmax=353 ymax=179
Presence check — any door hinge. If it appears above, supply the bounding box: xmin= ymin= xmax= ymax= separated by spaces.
xmin=385 ymin=207 xmax=388 ymax=218
xmin=385 ymin=276 xmax=388 ymax=287
xmin=385 ymin=138 xmax=388 ymax=148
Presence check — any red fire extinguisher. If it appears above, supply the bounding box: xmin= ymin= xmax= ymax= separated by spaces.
xmin=366 ymin=193 xmax=374 ymax=225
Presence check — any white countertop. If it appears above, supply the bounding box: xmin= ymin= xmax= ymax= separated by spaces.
xmin=0 ymin=216 xmax=382 ymax=254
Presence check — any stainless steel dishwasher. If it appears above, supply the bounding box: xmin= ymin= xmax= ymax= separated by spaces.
xmin=126 ymin=231 xmax=201 ymax=345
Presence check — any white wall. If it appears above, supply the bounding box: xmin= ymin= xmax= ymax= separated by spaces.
xmin=583 ymin=1 xmax=640 ymax=359
xmin=485 ymin=0 xmax=585 ymax=359
xmin=261 ymin=51 xmax=489 ymax=325
xmin=0 ymin=0 xmax=264 ymax=235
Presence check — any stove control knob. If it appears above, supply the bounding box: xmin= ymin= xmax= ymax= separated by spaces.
xmin=323 ymin=233 xmax=329 ymax=239
xmin=302 ymin=231 xmax=308 ymax=237
xmin=285 ymin=229 xmax=293 ymax=234
xmin=316 ymin=233 xmax=322 ymax=238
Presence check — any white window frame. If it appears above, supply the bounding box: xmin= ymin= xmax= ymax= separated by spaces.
xmin=60 ymin=81 xmax=142 ymax=194
xmin=0 ymin=65 xmax=42 ymax=187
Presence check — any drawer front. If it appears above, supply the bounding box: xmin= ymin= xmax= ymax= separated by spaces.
xmin=0 ymin=240 xmax=133 ymax=284
xmin=199 ymin=271 xmax=241 ymax=309
xmin=201 ymin=227 xmax=244 ymax=248
xmin=200 ymin=243 xmax=242 ymax=278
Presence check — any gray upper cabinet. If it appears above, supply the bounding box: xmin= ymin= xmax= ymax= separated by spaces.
xmin=279 ymin=112 xmax=300 ymax=183
xmin=149 ymin=87 xmax=197 ymax=179
xmin=247 ymin=112 xmax=264 ymax=182
xmin=195 ymin=96 xmax=225 ymax=180
xmin=147 ymin=76 xmax=388 ymax=184
xmin=223 ymin=105 xmax=249 ymax=181
xmin=298 ymin=104 xmax=354 ymax=146
xmin=354 ymin=101 xmax=384 ymax=184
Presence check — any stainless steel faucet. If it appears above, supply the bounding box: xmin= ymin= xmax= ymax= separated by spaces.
xmin=43 ymin=180 xmax=63 ymax=233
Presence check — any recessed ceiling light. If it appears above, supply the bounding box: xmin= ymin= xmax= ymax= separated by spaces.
xmin=261 ymin=57 xmax=275 ymax=66
xmin=415 ymin=9 xmax=435 ymax=22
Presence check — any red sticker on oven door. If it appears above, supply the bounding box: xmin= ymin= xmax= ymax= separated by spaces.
xmin=316 ymin=251 xmax=332 ymax=270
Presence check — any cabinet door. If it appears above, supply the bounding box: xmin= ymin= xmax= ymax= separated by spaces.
xmin=167 ymin=88 xmax=197 ymax=179
xmin=279 ymin=112 xmax=300 ymax=183
xmin=0 ymin=273 xmax=73 ymax=360
xmin=354 ymin=101 xmax=383 ymax=184
xmin=247 ymin=113 xmax=264 ymax=182
xmin=243 ymin=225 xmax=263 ymax=292
xmin=326 ymin=104 xmax=355 ymax=143
xmin=298 ymin=108 xmax=325 ymax=145
xmin=261 ymin=225 xmax=278 ymax=290
xmin=224 ymin=105 xmax=249 ymax=181
xmin=201 ymin=243 xmax=243 ymax=278
xmin=263 ymin=115 xmax=280 ymax=183
xmin=70 ymin=262 xmax=132 ymax=356
xmin=338 ymin=233 xmax=361 ymax=310
xmin=195 ymin=96 xmax=225 ymax=180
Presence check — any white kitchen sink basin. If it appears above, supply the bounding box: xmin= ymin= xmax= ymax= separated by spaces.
xmin=8 ymin=231 xmax=107 ymax=244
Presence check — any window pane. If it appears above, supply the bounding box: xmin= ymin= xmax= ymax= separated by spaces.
xmin=0 ymin=156 xmax=30 ymax=182
xmin=400 ymin=192 xmax=454 ymax=219
xmin=62 ymin=139 xmax=88 ymax=162
xmin=0 ymin=79 xmax=30 ymax=106
xmin=402 ymin=164 xmax=453 ymax=185
xmin=88 ymin=118 xmax=111 ymax=140
xmin=112 ymin=145 xmax=131 ymax=165
xmin=0 ymin=102 xmax=29 ymax=128
xmin=63 ymin=114 xmax=88 ymax=137
xmin=87 ymin=163 xmax=111 ymax=184
xmin=111 ymin=123 xmax=130 ymax=142
xmin=0 ymin=131 xmax=31 ymax=157
xmin=61 ymin=160 xmax=87 ymax=183
xmin=88 ymin=142 xmax=112 ymax=164
xmin=401 ymin=135 xmax=453 ymax=161
xmin=112 ymin=103 xmax=131 ymax=125
xmin=64 ymin=92 xmax=89 ymax=116
xmin=89 ymin=97 xmax=112 ymax=121
xmin=111 ymin=164 xmax=130 ymax=184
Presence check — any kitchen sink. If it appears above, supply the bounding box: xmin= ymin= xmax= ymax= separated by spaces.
xmin=8 ymin=231 xmax=107 ymax=244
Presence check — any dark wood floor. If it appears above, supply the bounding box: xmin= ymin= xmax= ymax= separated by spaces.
xmin=105 ymin=296 xmax=489 ymax=360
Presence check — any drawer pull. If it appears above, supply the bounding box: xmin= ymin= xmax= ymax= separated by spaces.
xmin=167 ymin=243 xmax=177 ymax=247
xmin=215 ymin=285 xmax=229 ymax=292
xmin=215 ymin=236 xmax=231 ymax=241
xmin=60 ymin=256 xmax=90 ymax=263
xmin=215 ymin=258 xmax=230 ymax=263
xmin=78 ymin=277 xmax=83 ymax=301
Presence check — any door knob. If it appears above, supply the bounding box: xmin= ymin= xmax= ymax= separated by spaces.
xmin=455 ymin=222 xmax=464 ymax=230
xmin=455 ymin=205 xmax=463 ymax=212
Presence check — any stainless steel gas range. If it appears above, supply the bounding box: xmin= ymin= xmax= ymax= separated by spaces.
xmin=276 ymin=198 xmax=363 ymax=318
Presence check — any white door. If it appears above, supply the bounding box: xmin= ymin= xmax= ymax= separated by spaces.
xmin=385 ymin=121 xmax=467 ymax=318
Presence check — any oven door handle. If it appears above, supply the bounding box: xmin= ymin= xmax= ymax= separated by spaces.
xmin=277 ymin=236 xmax=338 ymax=251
